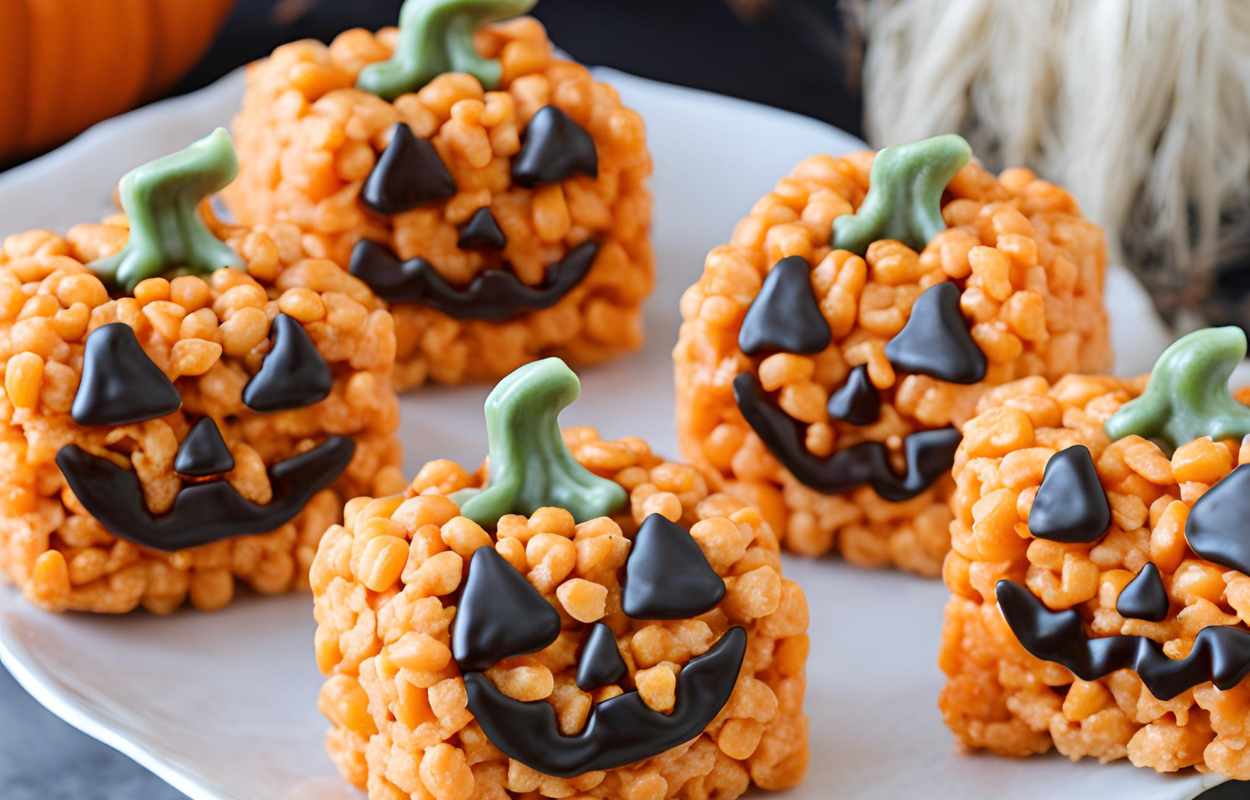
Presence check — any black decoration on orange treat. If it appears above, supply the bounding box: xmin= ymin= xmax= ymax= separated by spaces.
xmin=737 ymin=256 xmax=831 ymax=356
xmin=734 ymin=373 xmax=960 ymax=501
xmin=827 ymin=364 xmax=880 ymax=425
xmin=464 ymin=626 xmax=747 ymax=778
xmin=621 ymin=514 xmax=726 ymax=620
xmin=511 ymin=105 xmax=598 ymax=187
xmin=1116 ymin=563 xmax=1169 ymax=622
xmin=362 ymin=123 xmax=457 ymax=216
xmin=174 ymin=418 xmax=235 ymax=477
xmin=452 ymin=547 xmax=563 ymax=673
xmin=71 ymin=323 xmax=182 ymax=426
xmin=242 ymin=314 xmax=333 ymax=413
xmin=56 ymin=436 xmax=355 ymax=551
xmin=576 ymin=623 xmax=627 ymax=691
xmin=884 ymin=282 xmax=987 ymax=384
xmin=350 ymin=239 xmax=599 ymax=321
xmin=1028 ymin=445 xmax=1111 ymax=543
xmin=997 ymin=580 xmax=1250 ymax=701
xmin=1185 ymin=464 xmax=1250 ymax=576
xmin=458 ymin=206 xmax=507 ymax=250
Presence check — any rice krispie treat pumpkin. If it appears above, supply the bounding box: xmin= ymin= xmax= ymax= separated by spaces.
xmin=312 ymin=358 xmax=808 ymax=800
xmin=0 ymin=129 xmax=403 ymax=614
xmin=225 ymin=0 xmax=654 ymax=390
xmin=940 ymin=327 xmax=1250 ymax=777
xmin=674 ymin=135 xmax=1111 ymax=575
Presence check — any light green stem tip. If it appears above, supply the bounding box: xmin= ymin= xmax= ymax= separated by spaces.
xmin=1105 ymin=327 xmax=1250 ymax=450
xmin=89 ymin=128 xmax=243 ymax=293
xmin=358 ymin=0 xmax=539 ymax=101
xmin=450 ymin=358 xmax=628 ymax=526
xmin=832 ymin=133 xmax=972 ymax=256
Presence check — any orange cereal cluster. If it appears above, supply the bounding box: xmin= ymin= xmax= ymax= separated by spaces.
xmin=940 ymin=374 xmax=1250 ymax=777
xmin=674 ymin=153 xmax=1111 ymax=575
xmin=0 ymin=216 xmax=404 ymax=613
xmin=225 ymin=19 xmax=654 ymax=389
xmin=312 ymin=429 xmax=809 ymax=800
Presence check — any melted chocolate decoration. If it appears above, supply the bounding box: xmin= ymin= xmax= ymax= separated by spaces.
xmin=71 ymin=323 xmax=182 ymax=426
xmin=1185 ymin=464 xmax=1250 ymax=576
xmin=56 ymin=436 xmax=355 ymax=551
xmin=576 ymin=623 xmax=627 ymax=692
xmin=1028 ymin=445 xmax=1111 ymax=543
xmin=453 ymin=546 xmax=563 ymax=673
xmin=174 ymin=418 xmax=234 ymax=477
xmin=621 ymin=514 xmax=726 ymax=620
xmin=465 ymin=626 xmax=747 ymax=778
xmin=737 ymin=256 xmax=831 ymax=356
xmin=1117 ymin=563 xmax=1169 ymax=623
xmin=827 ymin=365 xmax=881 ymax=425
xmin=242 ymin=314 xmax=333 ymax=413
xmin=884 ymin=282 xmax=987 ymax=384
xmin=511 ymin=105 xmax=598 ymax=188
xmin=733 ymin=372 xmax=959 ymax=501
xmin=458 ymin=206 xmax=507 ymax=250
xmin=361 ymin=123 xmax=456 ymax=216
xmin=997 ymin=580 xmax=1250 ymax=701
xmin=349 ymin=239 xmax=599 ymax=321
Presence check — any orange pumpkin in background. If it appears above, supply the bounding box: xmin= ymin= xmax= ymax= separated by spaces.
xmin=0 ymin=0 xmax=236 ymax=160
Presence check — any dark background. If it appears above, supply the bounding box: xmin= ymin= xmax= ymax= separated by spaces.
xmin=0 ymin=1 xmax=1245 ymax=798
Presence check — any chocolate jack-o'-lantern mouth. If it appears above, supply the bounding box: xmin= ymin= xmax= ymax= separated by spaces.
xmin=57 ymin=436 xmax=356 ymax=552
xmin=349 ymin=238 xmax=600 ymax=322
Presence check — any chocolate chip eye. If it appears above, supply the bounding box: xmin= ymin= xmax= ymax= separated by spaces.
xmin=884 ymin=282 xmax=987 ymax=384
xmin=575 ymin=622 xmax=627 ymax=691
xmin=1184 ymin=464 xmax=1250 ymax=575
xmin=453 ymin=547 xmax=563 ymax=673
xmin=737 ymin=256 xmax=831 ymax=356
xmin=458 ymin=206 xmax=507 ymax=250
xmin=511 ymin=106 xmax=598 ymax=187
xmin=621 ymin=514 xmax=726 ymax=620
xmin=174 ymin=417 xmax=234 ymax=477
xmin=1116 ymin=563 xmax=1169 ymax=622
xmin=71 ymin=322 xmax=182 ymax=426
xmin=1028 ymin=445 xmax=1111 ymax=543
xmin=361 ymin=122 xmax=457 ymax=216
xmin=242 ymin=314 xmax=332 ymax=413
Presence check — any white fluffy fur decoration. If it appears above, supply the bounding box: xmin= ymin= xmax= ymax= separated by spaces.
xmin=861 ymin=0 xmax=1250 ymax=306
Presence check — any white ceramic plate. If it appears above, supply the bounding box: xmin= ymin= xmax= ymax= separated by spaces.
xmin=0 ymin=67 xmax=1222 ymax=800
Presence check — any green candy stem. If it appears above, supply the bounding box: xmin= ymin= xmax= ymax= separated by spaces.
xmin=358 ymin=0 xmax=538 ymax=101
xmin=451 ymin=358 xmax=628 ymax=525
xmin=832 ymin=133 xmax=972 ymax=256
xmin=89 ymin=128 xmax=243 ymax=293
xmin=1105 ymin=327 xmax=1250 ymax=450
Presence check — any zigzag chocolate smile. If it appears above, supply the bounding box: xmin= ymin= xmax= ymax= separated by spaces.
xmin=733 ymin=372 xmax=960 ymax=501
xmin=56 ymin=436 xmax=355 ymax=552
xmin=349 ymin=238 xmax=599 ymax=321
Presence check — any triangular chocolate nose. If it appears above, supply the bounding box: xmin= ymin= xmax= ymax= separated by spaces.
xmin=1116 ymin=562 xmax=1169 ymax=622
xmin=622 ymin=514 xmax=726 ymax=620
xmin=884 ymin=282 xmax=987 ymax=384
xmin=512 ymin=106 xmax=598 ymax=187
xmin=453 ymin=547 xmax=563 ymax=672
xmin=72 ymin=323 xmax=182 ymax=426
xmin=1028 ymin=445 xmax=1111 ymax=543
xmin=737 ymin=256 xmax=831 ymax=356
xmin=458 ymin=206 xmax=507 ymax=250
xmin=174 ymin=417 xmax=235 ymax=477
xmin=827 ymin=364 xmax=880 ymax=425
xmin=362 ymin=123 xmax=456 ymax=216
xmin=242 ymin=314 xmax=332 ymax=413
xmin=575 ymin=622 xmax=627 ymax=691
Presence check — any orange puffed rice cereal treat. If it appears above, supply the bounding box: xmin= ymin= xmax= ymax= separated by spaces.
xmin=224 ymin=3 xmax=654 ymax=390
xmin=674 ymin=134 xmax=1111 ymax=575
xmin=312 ymin=359 xmax=808 ymax=800
xmin=940 ymin=328 xmax=1250 ymax=778
xmin=0 ymin=131 xmax=403 ymax=614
